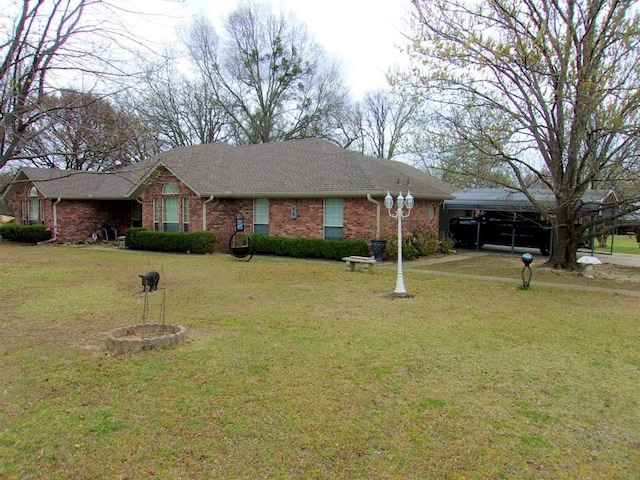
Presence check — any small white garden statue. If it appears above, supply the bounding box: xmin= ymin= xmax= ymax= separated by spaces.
xmin=577 ymin=255 xmax=602 ymax=278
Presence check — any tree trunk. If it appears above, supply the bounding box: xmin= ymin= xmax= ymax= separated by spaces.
xmin=549 ymin=207 xmax=579 ymax=270
xmin=597 ymin=235 xmax=608 ymax=248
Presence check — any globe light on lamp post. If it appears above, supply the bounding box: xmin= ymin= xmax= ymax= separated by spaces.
xmin=384 ymin=188 xmax=414 ymax=298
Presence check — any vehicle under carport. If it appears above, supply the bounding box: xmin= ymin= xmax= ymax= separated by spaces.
xmin=442 ymin=188 xmax=615 ymax=256
xmin=449 ymin=211 xmax=552 ymax=255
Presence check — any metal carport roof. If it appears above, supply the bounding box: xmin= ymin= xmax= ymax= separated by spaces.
xmin=444 ymin=188 xmax=613 ymax=213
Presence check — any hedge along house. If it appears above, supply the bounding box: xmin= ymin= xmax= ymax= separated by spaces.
xmin=3 ymin=139 xmax=454 ymax=251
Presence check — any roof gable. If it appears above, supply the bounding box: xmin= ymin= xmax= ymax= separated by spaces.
xmin=2 ymin=167 xmax=141 ymax=200
xmin=153 ymin=139 xmax=454 ymax=199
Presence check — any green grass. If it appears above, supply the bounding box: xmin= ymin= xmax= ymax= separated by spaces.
xmin=419 ymin=252 xmax=640 ymax=291
xmin=1 ymin=243 xmax=639 ymax=479
xmin=595 ymin=234 xmax=640 ymax=255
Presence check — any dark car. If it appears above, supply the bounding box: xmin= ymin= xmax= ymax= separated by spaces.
xmin=449 ymin=211 xmax=552 ymax=255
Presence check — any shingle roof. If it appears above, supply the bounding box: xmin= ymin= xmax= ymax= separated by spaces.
xmin=151 ymin=139 xmax=454 ymax=199
xmin=3 ymin=167 xmax=142 ymax=200
xmin=5 ymin=139 xmax=455 ymax=201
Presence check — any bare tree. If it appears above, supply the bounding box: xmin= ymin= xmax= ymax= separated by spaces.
xmin=327 ymin=102 xmax=365 ymax=151
xmin=0 ymin=167 xmax=17 ymax=215
xmin=411 ymin=105 xmax=518 ymax=187
xmin=0 ymin=0 xmax=170 ymax=170
xmin=405 ymin=0 xmax=640 ymax=268
xmin=185 ymin=2 xmax=349 ymax=145
xmin=358 ymin=88 xmax=419 ymax=159
xmin=21 ymin=89 xmax=150 ymax=171
xmin=132 ymin=58 xmax=230 ymax=149
xmin=113 ymin=92 xmax=165 ymax=164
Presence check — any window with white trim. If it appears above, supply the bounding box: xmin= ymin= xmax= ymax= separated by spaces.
xmin=162 ymin=182 xmax=179 ymax=195
xmin=182 ymin=198 xmax=189 ymax=232
xmin=161 ymin=182 xmax=179 ymax=232
xmin=153 ymin=198 xmax=160 ymax=231
xmin=323 ymin=198 xmax=344 ymax=240
xmin=253 ymin=198 xmax=269 ymax=235
xmin=27 ymin=186 xmax=43 ymax=225
xmin=162 ymin=197 xmax=179 ymax=232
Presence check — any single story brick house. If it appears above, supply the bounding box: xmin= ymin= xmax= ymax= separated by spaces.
xmin=2 ymin=139 xmax=454 ymax=251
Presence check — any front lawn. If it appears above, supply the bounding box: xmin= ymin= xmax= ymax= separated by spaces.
xmin=1 ymin=243 xmax=638 ymax=479
xmin=420 ymin=251 xmax=640 ymax=291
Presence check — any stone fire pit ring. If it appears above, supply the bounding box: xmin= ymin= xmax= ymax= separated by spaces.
xmin=107 ymin=323 xmax=186 ymax=353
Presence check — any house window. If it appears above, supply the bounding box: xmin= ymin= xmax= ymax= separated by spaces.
xmin=182 ymin=198 xmax=189 ymax=232
xmin=27 ymin=186 xmax=43 ymax=225
xmin=160 ymin=181 xmax=180 ymax=232
xmin=153 ymin=198 xmax=160 ymax=231
xmin=324 ymin=198 xmax=344 ymax=240
xmin=162 ymin=197 xmax=179 ymax=232
xmin=163 ymin=182 xmax=179 ymax=195
xmin=153 ymin=182 xmax=189 ymax=232
xmin=254 ymin=198 xmax=269 ymax=235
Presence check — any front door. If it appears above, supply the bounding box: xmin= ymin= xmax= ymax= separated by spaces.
xmin=132 ymin=201 xmax=142 ymax=228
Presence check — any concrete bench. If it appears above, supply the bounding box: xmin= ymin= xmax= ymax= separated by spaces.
xmin=342 ymin=255 xmax=376 ymax=272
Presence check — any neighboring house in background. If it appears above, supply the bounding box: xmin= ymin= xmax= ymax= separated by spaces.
xmin=2 ymin=139 xmax=454 ymax=251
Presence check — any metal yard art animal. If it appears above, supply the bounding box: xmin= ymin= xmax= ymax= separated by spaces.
xmin=139 ymin=271 xmax=160 ymax=292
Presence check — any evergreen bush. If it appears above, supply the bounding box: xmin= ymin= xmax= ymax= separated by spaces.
xmin=252 ymin=234 xmax=368 ymax=260
xmin=125 ymin=228 xmax=215 ymax=254
xmin=385 ymin=228 xmax=451 ymax=261
xmin=0 ymin=224 xmax=51 ymax=243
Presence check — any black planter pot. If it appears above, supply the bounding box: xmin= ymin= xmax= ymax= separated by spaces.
xmin=370 ymin=239 xmax=387 ymax=262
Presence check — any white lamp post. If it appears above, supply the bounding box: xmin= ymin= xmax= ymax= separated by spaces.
xmin=384 ymin=188 xmax=414 ymax=297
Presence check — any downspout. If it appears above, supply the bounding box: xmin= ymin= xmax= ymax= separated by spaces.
xmin=367 ymin=194 xmax=381 ymax=238
xmin=203 ymin=195 xmax=214 ymax=231
xmin=39 ymin=198 xmax=61 ymax=244
xmin=52 ymin=197 xmax=61 ymax=241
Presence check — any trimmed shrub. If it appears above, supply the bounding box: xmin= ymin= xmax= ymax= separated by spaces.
xmin=125 ymin=228 xmax=215 ymax=254
xmin=385 ymin=228 xmax=450 ymax=261
xmin=439 ymin=232 xmax=456 ymax=254
xmin=252 ymin=234 xmax=368 ymax=260
xmin=386 ymin=233 xmax=420 ymax=261
xmin=0 ymin=224 xmax=51 ymax=243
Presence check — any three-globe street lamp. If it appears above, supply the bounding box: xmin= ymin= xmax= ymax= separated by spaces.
xmin=384 ymin=188 xmax=414 ymax=297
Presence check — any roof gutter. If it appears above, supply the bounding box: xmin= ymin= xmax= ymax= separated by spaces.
xmin=53 ymin=197 xmax=61 ymax=240
xmin=367 ymin=194 xmax=381 ymax=239
xmin=203 ymin=195 xmax=214 ymax=230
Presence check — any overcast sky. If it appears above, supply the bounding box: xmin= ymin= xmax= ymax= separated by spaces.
xmin=132 ymin=0 xmax=412 ymax=98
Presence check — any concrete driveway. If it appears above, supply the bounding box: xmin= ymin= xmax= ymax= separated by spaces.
xmin=578 ymin=252 xmax=640 ymax=268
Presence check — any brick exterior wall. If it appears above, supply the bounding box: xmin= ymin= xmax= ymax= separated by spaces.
xmin=55 ymin=200 xmax=131 ymax=241
xmin=198 ymin=196 xmax=441 ymax=253
xmin=13 ymin=182 xmax=134 ymax=242
xmin=13 ymin=171 xmax=442 ymax=251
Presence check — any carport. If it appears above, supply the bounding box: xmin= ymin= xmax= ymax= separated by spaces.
xmin=442 ymin=187 xmax=615 ymax=255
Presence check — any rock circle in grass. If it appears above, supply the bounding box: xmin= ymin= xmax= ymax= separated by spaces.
xmin=106 ymin=323 xmax=186 ymax=353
